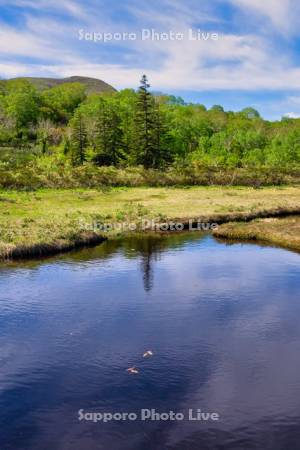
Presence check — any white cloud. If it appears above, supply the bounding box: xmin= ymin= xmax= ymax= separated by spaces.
xmin=283 ymin=112 xmax=300 ymax=118
xmin=287 ymin=95 xmax=300 ymax=106
xmin=229 ymin=0 xmax=297 ymax=34
xmin=12 ymin=57 xmax=298 ymax=93
xmin=0 ymin=0 xmax=300 ymax=106
xmin=0 ymin=22 xmax=86 ymax=66
xmin=0 ymin=0 xmax=87 ymax=19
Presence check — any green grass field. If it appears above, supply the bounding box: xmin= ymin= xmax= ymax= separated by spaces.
xmin=1 ymin=186 xmax=300 ymax=258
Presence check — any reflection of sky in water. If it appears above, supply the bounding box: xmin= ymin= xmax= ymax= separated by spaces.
xmin=0 ymin=235 xmax=299 ymax=450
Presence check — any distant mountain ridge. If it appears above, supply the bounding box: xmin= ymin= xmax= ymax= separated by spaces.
xmin=5 ymin=76 xmax=116 ymax=94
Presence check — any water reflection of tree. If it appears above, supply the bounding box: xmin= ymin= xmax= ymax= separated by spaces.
xmin=141 ymin=251 xmax=153 ymax=291
xmin=121 ymin=234 xmax=201 ymax=292
xmin=4 ymin=233 xmax=206 ymax=292
xmin=137 ymin=238 xmax=164 ymax=292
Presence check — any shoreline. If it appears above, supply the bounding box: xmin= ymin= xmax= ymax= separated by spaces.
xmin=213 ymin=216 xmax=300 ymax=253
xmin=2 ymin=207 xmax=300 ymax=261
xmin=0 ymin=232 xmax=107 ymax=261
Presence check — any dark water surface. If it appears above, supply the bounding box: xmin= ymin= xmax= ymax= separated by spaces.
xmin=0 ymin=234 xmax=300 ymax=450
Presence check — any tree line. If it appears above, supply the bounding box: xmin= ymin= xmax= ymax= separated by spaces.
xmin=0 ymin=75 xmax=300 ymax=170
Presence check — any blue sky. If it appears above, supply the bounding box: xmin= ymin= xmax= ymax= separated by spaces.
xmin=1 ymin=0 xmax=300 ymax=119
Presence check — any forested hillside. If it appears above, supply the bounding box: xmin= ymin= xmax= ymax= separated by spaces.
xmin=0 ymin=75 xmax=299 ymax=188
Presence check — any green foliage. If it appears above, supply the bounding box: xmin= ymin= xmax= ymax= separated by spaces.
xmin=93 ymin=97 xmax=123 ymax=165
xmin=241 ymin=107 xmax=260 ymax=119
xmin=133 ymin=75 xmax=160 ymax=168
xmin=115 ymin=89 xmax=136 ymax=159
xmin=4 ymin=80 xmax=39 ymax=129
xmin=265 ymin=129 xmax=300 ymax=167
xmin=41 ymin=82 xmax=86 ymax=123
xmin=210 ymin=105 xmax=224 ymax=112
xmin=0 ymin=74 xmax=299 ymax=177
xmin=69 ymin=110 xmax=87 ymax=165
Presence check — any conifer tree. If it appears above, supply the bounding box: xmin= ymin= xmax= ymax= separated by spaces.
xmin=94 ymin=98 xmax=122 ymax=165
xmin=133 ymin=75 xmax=172 ymax=168
xmin=70 ymin=110 xmax=87 ymax=165
xmin=133 ymin=75 xmax=158 ymax=168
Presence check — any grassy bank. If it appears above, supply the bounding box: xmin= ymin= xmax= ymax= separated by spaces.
xmin=0 ymin=185 xmax=300 ymax=259
xmin=213 ymin=216 xmax=300 ymax=252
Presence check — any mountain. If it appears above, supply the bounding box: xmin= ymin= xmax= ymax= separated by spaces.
xmin=6 ymin=76 xmax=116 ymax=94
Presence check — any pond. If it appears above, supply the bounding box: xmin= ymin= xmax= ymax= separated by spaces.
xmin=0 ymin=234 xmax=300 ymax=450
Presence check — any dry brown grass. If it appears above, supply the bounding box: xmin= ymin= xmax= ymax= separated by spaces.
xmin=213 ymin=216 xmax=300 ymax=252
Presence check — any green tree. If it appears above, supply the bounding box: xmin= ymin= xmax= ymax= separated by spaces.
xmin=152 ymin=102 xmax=174 ymax=167
xmin=93 ymin=98 xmax=123 ymax=165
xmin=116 ymin=89 xmax=136 ymax=161
xmin=70 ymin=110 xmax=87 ymax=165
xmin=5 ymin=80 xmax=39 ymax=130
xmin=210 ymin=105 xmax=224 ymax=112
xmin=241 ymin=107 xmax=260 ymax=119
xmin=133 ymin=75 xmax=160 ymax=168
xmin=41 ymin=83 xmax=86 ymax=123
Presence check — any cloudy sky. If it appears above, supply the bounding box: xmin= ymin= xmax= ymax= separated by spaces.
xmin=1 ymin=0 xmax=300 ymax=119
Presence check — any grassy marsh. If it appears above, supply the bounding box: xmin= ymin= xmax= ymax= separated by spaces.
xmin=0 ymin=185 xmax=300 ymax=259
xmin=213 ymin=216 xmax=300 ymax=252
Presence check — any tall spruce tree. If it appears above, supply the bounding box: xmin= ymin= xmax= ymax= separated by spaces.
xmin=133 ymin=75 xmax=159 ymax=168
xmin=70 ymin=110 xmax=87 ymax=165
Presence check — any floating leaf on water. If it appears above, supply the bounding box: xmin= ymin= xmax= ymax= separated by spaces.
xmin=127 ymin=367 xmax=139 ymax=374
xmin=143 ymin=350 xmax=153 ymax=358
